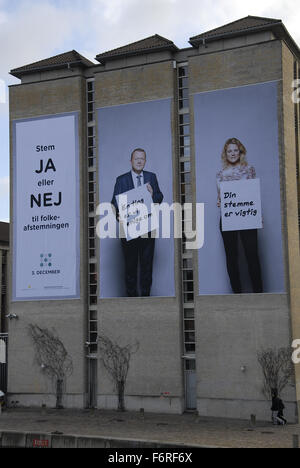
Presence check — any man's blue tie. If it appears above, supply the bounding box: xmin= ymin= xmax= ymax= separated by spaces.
xmin=137 ymin=175 xmax=142 ymax=187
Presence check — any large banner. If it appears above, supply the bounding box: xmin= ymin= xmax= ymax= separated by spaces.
xmin=98 ymin=98 xmax=175 ymax=298
xmin=13 ymin=113 xmax=80 ymax=301
xmin=194 ymin=81 xmax=285 ymax=294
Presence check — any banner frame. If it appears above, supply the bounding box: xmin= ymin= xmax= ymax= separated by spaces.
xmin=12 ymin=112 xmax=80 ymax=302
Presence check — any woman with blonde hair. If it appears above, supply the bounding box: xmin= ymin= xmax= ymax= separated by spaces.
xmin=216 ymin=138 xmax=263 ymax=294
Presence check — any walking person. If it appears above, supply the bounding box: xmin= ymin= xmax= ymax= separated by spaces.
xmin=271 ymin=389 xmax=287 ymax=425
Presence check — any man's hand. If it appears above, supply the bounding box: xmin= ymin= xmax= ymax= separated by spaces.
xmin=146 ymin=183 xmax=153 ymax=198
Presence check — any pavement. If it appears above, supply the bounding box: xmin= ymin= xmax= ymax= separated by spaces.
xmin=0 ymin=408 xmax=300 ymax=448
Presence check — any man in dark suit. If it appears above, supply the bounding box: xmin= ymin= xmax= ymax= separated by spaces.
xmin=111 ymin=148 xmax=163 ymax=297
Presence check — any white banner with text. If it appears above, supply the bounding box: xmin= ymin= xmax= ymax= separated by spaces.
xmin=13 ymin=113 xmax=80 ymax=301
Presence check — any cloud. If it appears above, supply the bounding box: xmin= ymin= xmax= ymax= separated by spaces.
xmin=0 ymin=1 xmax=86 ymax=83
xmin=0 ymin=176 xmax=9 ymax=222
xmin=0 ymin=0 xmax=299 ymax=222
xmin=0 ymin=176 xmax=9 ymax=197
xmin=76 ymin=0 xmax=300 ymax=58
xmin=0 ymin=78 xmax=6 ymax=104
xmin=0 ymin=11 xmax=7 ymax=24
xmin=0 ymin=0 xmax=299 ymax=82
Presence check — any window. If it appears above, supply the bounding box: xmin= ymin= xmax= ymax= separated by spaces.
xmin=185 ymin=359 xmax=196 ymax=371
xmin=87 ymin=80 xmax=95 ymax=123
xmin=178 ymin=66 xmax=189 ymax=110
xmin=184 ymin=308 xmax=194 ymax=319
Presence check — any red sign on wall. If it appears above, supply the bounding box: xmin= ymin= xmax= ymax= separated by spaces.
xmin=33 ymin=439 xmax=49 ymax=448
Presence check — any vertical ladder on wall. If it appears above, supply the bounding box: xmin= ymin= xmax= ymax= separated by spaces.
xmin=177 ymin=63 xmax=197 ymax=411
xmin=86 ymin=78 xmax=98 ymax=408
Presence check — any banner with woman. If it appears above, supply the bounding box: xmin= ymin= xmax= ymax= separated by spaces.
xmin=194 ymin=81 xmax=285 ymax=295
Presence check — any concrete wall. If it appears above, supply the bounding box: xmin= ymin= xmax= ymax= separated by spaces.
xmin=196 ymin=32 xmax=275 ymax=55
xmin=97 ymin=299 xmax=184 ymax=413
xmin=95 ymin=60 xmax=175 ymax=106
xmin=8 ymin=75 xmax=88 ymax=408
xmin=0 ymin=430 xmax=196 ymax=448
xmin=190 ymin=40 xmax=298 ymax=421
xmin=281 ymin=42 xmax=300 ymax=414
xmin=195 ymin=295 xmax=296 ymax=421
xmin=189 ymin=40 xmax=282 ymax=94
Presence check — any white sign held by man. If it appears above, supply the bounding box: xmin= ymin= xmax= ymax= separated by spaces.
xmin=117 ymin=184 xmax=158 ymax=241
xmin=220 ymin=179 xmax=263 ymax=231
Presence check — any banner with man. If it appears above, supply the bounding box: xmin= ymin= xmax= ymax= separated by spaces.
xmin=98 ymin=98 xmax=175 ymax=298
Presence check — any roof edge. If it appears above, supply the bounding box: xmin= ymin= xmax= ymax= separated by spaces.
xmin=96 ymin=44 xmax=178 ymax=64
xmin=189 ymin=20 xmax=283 ymax=46
xmin=188 ymin=20 xmax=300 ymax=60
xmin=95 ymin=35 xmax=178 ymax=64
xmin=10 ymin=50 xmax=94 ymax=78
xmin=10 ymin=60 xmax=87 ymax=79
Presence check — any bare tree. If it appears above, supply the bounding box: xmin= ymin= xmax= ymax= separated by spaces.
xmin=257 ymin=347 xmax=294 ymax=400
xmin=28 ymin=324 xmax=73 ymax=409
xmin=98 ymin=334 xmax=139 ymax=411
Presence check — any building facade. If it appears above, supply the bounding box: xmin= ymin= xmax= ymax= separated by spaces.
xmin=0 ymin=222 xmax=9 ymax=333
xmin=0 ymin=222 xmax=9 ymax=394
xmin=8 ymin=16 xmax=300 ymax=421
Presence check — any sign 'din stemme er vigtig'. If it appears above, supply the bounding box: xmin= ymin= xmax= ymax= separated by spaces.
xmin=220 ymin=179 xmax=263 ymax=232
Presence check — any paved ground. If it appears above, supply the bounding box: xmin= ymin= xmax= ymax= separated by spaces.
xmin=0 ymin=408 xmax=300 ymax=448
